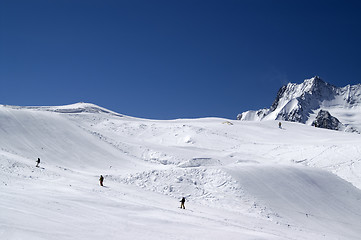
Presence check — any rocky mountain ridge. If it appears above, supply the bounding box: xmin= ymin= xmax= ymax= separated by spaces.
xmin=237 ymin=76 xmax=361 ymax=132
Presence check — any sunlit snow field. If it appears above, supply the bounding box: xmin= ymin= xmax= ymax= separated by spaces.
xmin=1 ymin=103 xmax=361 ymax=240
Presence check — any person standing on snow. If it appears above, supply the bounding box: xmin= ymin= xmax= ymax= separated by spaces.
xmin=99 ymin=175 xmax=104 ymax=186
xmin=180 ymin=197 xmax=186 ymax=209
xmin=36 ymin=158 xmax=40 ymax=167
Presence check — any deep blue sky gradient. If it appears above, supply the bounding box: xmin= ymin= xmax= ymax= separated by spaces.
xmin=1 ymin=0 xmax=361 ymax=119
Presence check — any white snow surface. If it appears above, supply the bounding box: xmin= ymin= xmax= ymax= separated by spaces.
xmin=1 ymin=103 xmax=361 ymax=240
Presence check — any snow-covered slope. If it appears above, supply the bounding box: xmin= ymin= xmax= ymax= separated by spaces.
xmin=237 ymin=76 xmax=361 ymax=133
xmin=1 ymin=103 xmax=361 ymax=240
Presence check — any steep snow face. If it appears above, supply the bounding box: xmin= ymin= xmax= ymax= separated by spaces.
xmin=237 ymin=76 xmax=361 ymax=132
xmin=2 ymin=103 xmax=361 ymax=240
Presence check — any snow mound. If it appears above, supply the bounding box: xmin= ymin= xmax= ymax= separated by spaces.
xmin=111 ymin=167 xmax=254 ymax=213
xmin=178 ymin=158 xmax=222 ymax=168
xmin=2 ymin=102 xmax=123 ymax=116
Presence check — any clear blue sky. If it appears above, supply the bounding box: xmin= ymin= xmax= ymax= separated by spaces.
xmin=1 ymin=0 xmax=361 ymax=119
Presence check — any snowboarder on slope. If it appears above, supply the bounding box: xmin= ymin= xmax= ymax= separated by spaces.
xmin=278 ymin=122 xmax=282 ymax=129
xmin=36 ymin=158 xmax=40 ymax=167
xmin=99 ymin=175 xmax=104 ymax=186
xmin=180 ymin=197 xmax=186 ymax=209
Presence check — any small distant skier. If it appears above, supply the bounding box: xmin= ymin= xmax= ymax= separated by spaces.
xmin=278 ymin=122 xmax=282 ymax=129
xmin=36 ymin=158 xmax=40 ymax=167
xmin=180 ymin=197 xmax=186 ymax=209
xmin=99 ymin=175 xmax=104 ymax=186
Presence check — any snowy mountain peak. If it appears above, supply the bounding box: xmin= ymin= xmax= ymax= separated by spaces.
xmin=237 ymin=76 xmax=361 ymax=132
xmin=304 ymin=75 xmax=324 ymax=87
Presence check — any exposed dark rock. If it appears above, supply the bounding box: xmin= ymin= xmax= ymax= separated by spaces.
xmin=312 ymin=110 xmax=342 ymax=130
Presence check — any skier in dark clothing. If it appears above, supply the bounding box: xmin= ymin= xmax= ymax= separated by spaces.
xmin=36 ymin=158 xmax=40 ymax=167
xmin=180 ymin=197 xmax=186 ymax=209
xmin=99 ymin=175 xmax=104 ymax=186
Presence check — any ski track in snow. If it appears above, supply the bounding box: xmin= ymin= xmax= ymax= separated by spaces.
xmin=1 ymin=104 xmax=361 ymax=239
